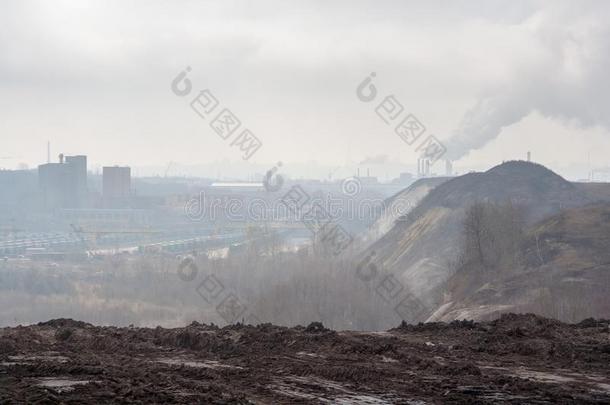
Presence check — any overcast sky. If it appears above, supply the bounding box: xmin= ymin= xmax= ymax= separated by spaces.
xmin=1 ymin=0 xmax=609 ymax=180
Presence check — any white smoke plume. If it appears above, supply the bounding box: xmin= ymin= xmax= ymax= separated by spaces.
xmin=359 ymin=154 xmax=389 ymax=165
xmin=445 ymin=2 xmax=610 ymax=160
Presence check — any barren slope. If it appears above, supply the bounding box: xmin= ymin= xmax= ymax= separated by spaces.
xmin=433 ymin=204 xmax=610 ymax=322
xmin=366 ymin=161 xmax=593 ymax=322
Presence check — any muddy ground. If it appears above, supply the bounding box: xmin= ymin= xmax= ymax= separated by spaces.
xmin=0 ymin=314 xmax=609 ymax=404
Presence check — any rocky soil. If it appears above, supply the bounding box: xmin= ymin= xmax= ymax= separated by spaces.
xmin=1 ymin=314 xmax=609 ymax=404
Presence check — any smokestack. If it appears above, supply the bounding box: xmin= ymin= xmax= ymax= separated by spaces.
xmin=527 ymin=151 xmax=531 ymax=162
xmin=59 ymin=153 xmax=64 ymax=164
xmin=418 ymin=158 xmax=431 ymax=178
xmin=445 ymin=160 xmax=453 ymax=176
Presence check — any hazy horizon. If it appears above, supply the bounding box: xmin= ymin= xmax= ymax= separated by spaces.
xmin=2 ymin=0 xmax=610 ymax=182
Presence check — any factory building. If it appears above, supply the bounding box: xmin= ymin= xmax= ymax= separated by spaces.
xmin=38 ymin=154 xmax=87 ymax=209
xmin=103 ymin=166 xmax=131 ymax=208
xmin=66 ymin=155 xmax=88 ymax=204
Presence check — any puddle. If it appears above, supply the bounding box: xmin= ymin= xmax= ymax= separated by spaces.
xmin=481 ymin=365 xmax=610 ymax=394
xmin=156 ymin=358 xmax=243 ymax=370
xmin=362 ymin=331 xmax=391 ymax=337
xmin=8 ymin=354 xmax=69 ymax=363
xmin=270 ymin=375 xmax=419 ymax=404
xmin=296 ymin=351 xmax=323 ymax=358
xmin=514 ymin=368 xmax=576 ymax=384
xmin=333 ymin=395 xmax=422 ymax=404
xmin=37 ymin=378 xmax=90 ymax=393
xmin=452 ymin=386 xmax=531 ymax=402
xmin=2 ymin=354 xmax=69 ymax=366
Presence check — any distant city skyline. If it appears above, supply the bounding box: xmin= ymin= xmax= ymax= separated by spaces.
xmin=0 ymin=151 xmax=606 ymax=183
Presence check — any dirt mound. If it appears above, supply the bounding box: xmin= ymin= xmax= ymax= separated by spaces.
xmin=392 ymin=318 xmax=480 ymax=332
xmin=304 ymin=321 xmax=329 ymax=333
xmin=37 ymin=319 xmax=92 ymax=329
xmin=576 ymin=317 xmax=610 ymax=328
xmin=489 ymin=313 xmax=564 ymax=335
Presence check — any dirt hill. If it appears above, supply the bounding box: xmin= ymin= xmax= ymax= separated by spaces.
xmin=364 ymin=177 xmax=449 ymax=244
xmin=365 ymin=161 xmax=601 ymax=324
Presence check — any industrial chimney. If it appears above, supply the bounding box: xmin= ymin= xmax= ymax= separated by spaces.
xmin=445 ymin=160 xmax=453 ymax=176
